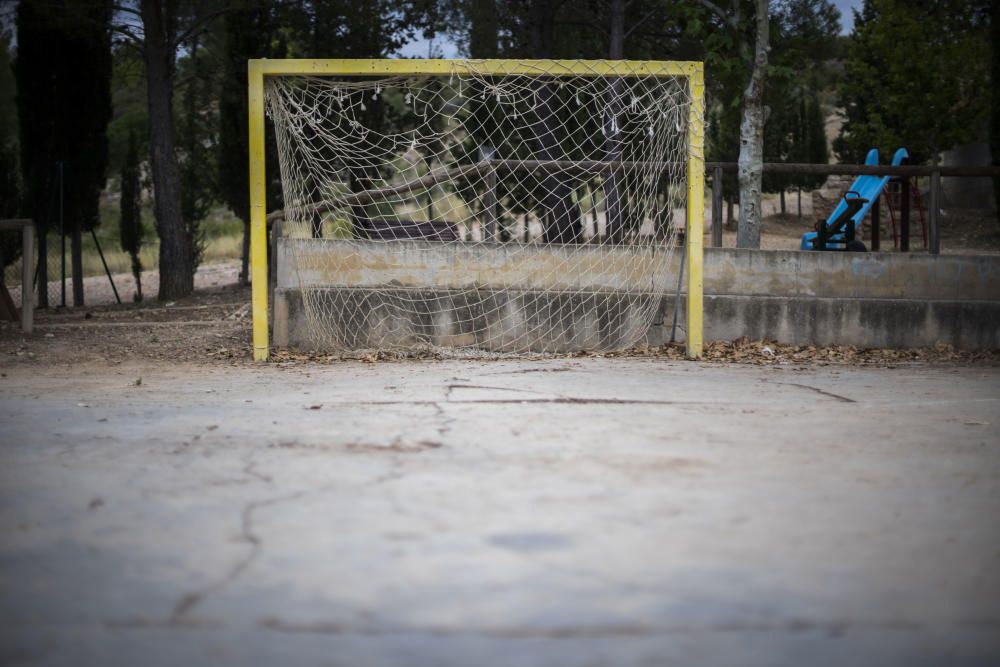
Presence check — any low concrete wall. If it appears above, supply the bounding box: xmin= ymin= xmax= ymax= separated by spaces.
xmin=704 ymin=248 xmax=1000 ymax=301
xmin=274 ymin=240 xmax=1000 ymax=350
xmin=275 ymin=288 xmax=661 ymax=353
xmin=651 ymin=295 xmax=1000 ymax=350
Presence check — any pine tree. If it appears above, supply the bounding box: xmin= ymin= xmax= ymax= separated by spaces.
xmin=835 ymin=0 xmax=990 ymax=164
xmin=177 ymin=33 xmax=216 ymax=274
xmin=217 ymin=1 xmax=285 ymax=285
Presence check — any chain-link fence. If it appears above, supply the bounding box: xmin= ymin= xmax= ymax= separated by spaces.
xmin=2 ymin=227 xmax=122 ymax=309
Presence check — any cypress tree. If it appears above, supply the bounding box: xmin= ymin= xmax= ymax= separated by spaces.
xmin=0 ymin=31 xmax=22 ymax=273
xmin=177 ymin=34 xmax=214 ymax=274
xmin=15 ymin=0 xmax=112 ymax=307
xmin=119 ymin=130 xmax=144 ymax=302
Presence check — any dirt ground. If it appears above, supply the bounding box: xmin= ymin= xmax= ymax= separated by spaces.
xmin=2 ymin=273 xmax=998 ymax=370
xmin=4 ymin=205 xmax=999 ymax=368
xmin=718 ymin=208 xmax=1000 ymax=254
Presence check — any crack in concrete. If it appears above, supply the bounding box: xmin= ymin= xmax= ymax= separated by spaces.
xmin=170 ymin=490 xmax=305 ymax=622
xmin=257 ymin=616 xmax=1000 ymax=638
xmin=344 ymin=398 xmax=688 ymax=406
xmin=767 ymin=381 xmax=856 ymax=403
xmin=242 ymin=454 xmax=273 ymax=484
xmin=446 ymin=383 xmax=562 ymax=397
xmin=431 ymin=401 xmax=456 ymax=443
xmin=481 ymin=367 xmax=576 ymax=376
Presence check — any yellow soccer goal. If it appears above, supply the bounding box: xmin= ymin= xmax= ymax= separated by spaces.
xmin=248 ymin=59 xmax=703 ymax=361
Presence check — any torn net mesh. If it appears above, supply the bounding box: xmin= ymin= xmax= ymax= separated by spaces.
xmin=265 ymin=62 xmax=694 ymax=355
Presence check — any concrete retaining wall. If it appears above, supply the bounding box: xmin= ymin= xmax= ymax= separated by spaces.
xmin=273 ymin=239 xmax=1000 ymax=350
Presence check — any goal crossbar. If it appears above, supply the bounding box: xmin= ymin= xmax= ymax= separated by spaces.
xmin=248 ymin=58 xmax=705 ymax=360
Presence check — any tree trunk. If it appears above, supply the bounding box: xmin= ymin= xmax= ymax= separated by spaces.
xmin=131 ymin=252 xmax=143 ymax=302
xmin=530 ymin=0 xmax=581 ymax=244
xmin=797 ymin=187 xmax=802 ymax=218
xmin=71 ymin=221 xmax=83 ymax=306
xmin=992 ymin=0 xmax=1000 ymax=227
xmin=535 ymin=83 xmax=582 ymax=243
xmin=736 ymin=0 xmax=769 ymax=249
xmin=603 ymin=0 xmax=627 ymax=242
xmin=140 ymin=0 xmax=194 ymax=301
xmin=779 ymin=189 xmax=785 ymax=216
xmin=37 ymin=230 xmax=48 ymax=309
xmin=468 ymin=0 xmax=499 ymax=58
xmin=240 ymin=219 xmax=250 ymax=285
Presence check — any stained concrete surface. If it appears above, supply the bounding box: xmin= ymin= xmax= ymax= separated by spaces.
xmin=0 ymin=358 xmax=998 ymax=666
xmin=274 ymin=244 xmax=1000 ymax=351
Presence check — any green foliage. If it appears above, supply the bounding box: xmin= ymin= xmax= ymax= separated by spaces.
xmin=282 ymin=0 xmax=418 ymax=59
xmin=106 ymin=52 xmax=148 ymax=177
xmin=0 ymin=28 xmax=24 ymax=271
xmin=119 ymin=129 xmax=143 ymax=300
xmin=992 ymin=0 xmax=1000 ymax=222
xmin=0 ymin=143 xmax=21 ymax=271
xmin=835 ymin=0 xmax=990 ymax=164
xmin=760 ymin=2 xmax=839 ymax=194
xmin=15 ymin=0 xmax=113 ymax=236
xmin=176 ymin=34 xmax=218 ymax=271
xmin=217 ymin=2 xmax=286 ymax=226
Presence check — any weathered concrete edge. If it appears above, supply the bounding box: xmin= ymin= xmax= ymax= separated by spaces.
xmin=277 ymin=239 xmax=1000 ymax=302
xmin=652 ymin=294 xmax=1000 ymax=350
xmin=274 ymin=287 xmax=1000 ymax=351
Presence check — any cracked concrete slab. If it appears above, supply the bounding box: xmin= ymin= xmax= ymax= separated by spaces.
xmin=0 ymin=358 xmax=999 ymax=666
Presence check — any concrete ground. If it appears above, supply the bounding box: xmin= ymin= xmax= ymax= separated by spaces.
xmin=0 ymin=357 xmax=998 ymax=666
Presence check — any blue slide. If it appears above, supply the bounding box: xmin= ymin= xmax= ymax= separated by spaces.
xmin=801 ymin=147 xmax=908 ymax=251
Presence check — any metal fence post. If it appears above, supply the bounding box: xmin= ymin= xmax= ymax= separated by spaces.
xmin=22 ymin=221 xmax=34 ymax=335
xmin=900 ymin=177 xmax=911 ymax=252
xmin=929 ymin=168 xmax=940 ymax=255
xmin=871 ymin=193 xmax=880 ymax=251
xmin=484 ymin=165 xmax=498 ymax=242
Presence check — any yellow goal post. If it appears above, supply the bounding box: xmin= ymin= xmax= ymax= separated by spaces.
xmin=247 ymin=58 xmax=704 ymax=361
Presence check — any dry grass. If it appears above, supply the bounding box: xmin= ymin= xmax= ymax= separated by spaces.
xmin=3 ymin=230 xmax=244 ymax=287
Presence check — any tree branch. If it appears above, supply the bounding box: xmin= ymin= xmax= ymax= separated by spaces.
xmin=111 ymin=23 xmax=143 ymax=46
xmin=694 ymin=0 xmax=738 ymax=29
xmin=112 ymin=4 xmax=142 ymax=19
xmin=553 ymin=19 xmax=604 ymax=34
xmin=624 ymin=6 xmax=661 ymax=38
xmin=171 ymin=4 xmax=235 ymax=49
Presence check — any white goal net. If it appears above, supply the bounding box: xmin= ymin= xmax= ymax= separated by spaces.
xmin=264 ymin=60 xmax=699 ymax=356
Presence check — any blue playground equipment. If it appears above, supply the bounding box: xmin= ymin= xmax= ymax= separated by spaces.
xmin=801 ymin=148 xmax=909 ymax=251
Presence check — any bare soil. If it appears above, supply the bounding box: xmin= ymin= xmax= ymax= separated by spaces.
xmin=3 ymin=280 xmax=996 ymax=371
xmin=3 ymin=209 xmax=999 ymax=370
xmin=716 ymin=209 xmax=1000 ymax=253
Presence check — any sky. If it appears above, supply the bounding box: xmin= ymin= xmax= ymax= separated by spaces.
xmin=833 ymin=0 xmax=864 ymax=33
xmin=397 ymin=0 xmax=867 ymax=58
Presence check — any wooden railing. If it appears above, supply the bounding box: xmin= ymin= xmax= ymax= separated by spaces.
xmin=0 ymin=219 xmax=35 ymax=334
xmin=266 ymin=159 xmax=999 ymax=255
xmin=707 ymin=162 xmax=1000 ymax=255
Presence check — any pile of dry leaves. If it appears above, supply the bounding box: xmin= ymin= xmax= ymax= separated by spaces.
xmin=615 ymin=338 xmax=1000 ymax=366
xmin=269 ymin=338 xmax=1000 ymax=367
